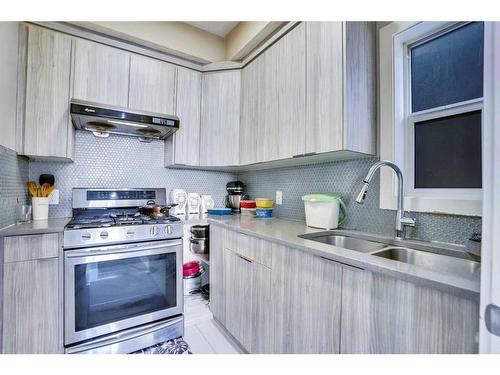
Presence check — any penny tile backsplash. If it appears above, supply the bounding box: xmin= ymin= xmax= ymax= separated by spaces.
xmin=238 ymin=158 xmax=482 ymax=245
xmin=29 ymin=131 xmax=237 ymax=218
xmin=0 ymin=145 xmax=29 ymax=229
xmin=0 ymin=130 xmax=480 ymax=245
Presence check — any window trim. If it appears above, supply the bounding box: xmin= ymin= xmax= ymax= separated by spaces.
xmin=379 ymin=22 xmax=483 ymax=217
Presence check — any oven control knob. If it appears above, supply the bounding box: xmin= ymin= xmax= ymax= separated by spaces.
xmin=165 ymin=225 xmax=173 ymax=234
xmin=81 ymin=232 xmax=91 ymax=240
xmin=150 ymin=226 xmax=159 ymax=236
xmin=100 ymin=231 xmax=109 ymax=239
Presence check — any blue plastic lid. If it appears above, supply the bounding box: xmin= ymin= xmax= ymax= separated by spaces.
xmin=207 ymin=208 xmax=232 ymax=215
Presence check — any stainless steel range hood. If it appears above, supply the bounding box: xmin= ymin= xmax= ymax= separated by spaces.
xmin=70 ymin=99 xmax=180 ymax=142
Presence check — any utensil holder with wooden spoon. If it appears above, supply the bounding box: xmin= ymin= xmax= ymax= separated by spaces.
xmin=32 ymin=197 xmax=49 ymax=220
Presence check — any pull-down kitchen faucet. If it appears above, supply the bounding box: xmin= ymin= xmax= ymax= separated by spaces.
xmin=355 ymin=160 xmax=415 ymax=240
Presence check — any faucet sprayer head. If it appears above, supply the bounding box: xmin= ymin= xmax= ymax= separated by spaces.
xmin=355 ymin=182 xmax=369 ymax=204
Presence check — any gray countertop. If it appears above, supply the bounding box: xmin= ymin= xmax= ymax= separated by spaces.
xmin=0 ymin=213 xmax=207 ymax=237
xmin=0 ymin=218 xmax=71 ymax=237
xmin=208 ymin=215 xmax=480 ymax=300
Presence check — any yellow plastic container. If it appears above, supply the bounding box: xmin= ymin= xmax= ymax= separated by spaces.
xmin=255 ymin=198 xmax=273 ymax=208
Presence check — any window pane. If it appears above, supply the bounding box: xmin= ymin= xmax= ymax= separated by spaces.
xmin=414 ymin=111 xmax=482 ymax=189
xmin=411 ymin=22 xmax=484 ymax=112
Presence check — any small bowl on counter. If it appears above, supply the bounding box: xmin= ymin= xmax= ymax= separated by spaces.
xmin=255 ymin=198 xmax=274 ymax=209
xmin=241 ymin=207 xmax=257 ymax=216
xmin=240 ymin=200 xmax=257 ymax=209
xmin=256 ymin=208 xmax=273 ymax=218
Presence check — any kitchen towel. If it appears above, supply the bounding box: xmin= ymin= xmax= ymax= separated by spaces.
xmin=132 ymin=337 xmax=192 ymax=354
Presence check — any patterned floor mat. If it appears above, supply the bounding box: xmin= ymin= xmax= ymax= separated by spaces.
xmin=132 ymin=337 xmax=192 ymax=354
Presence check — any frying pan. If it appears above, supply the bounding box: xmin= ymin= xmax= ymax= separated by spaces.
xmin=138 ymin=200 xmax=178 ymax=219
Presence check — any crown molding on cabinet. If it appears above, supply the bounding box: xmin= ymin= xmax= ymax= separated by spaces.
xmin=29 ymin=21 xmax=297 ymax=73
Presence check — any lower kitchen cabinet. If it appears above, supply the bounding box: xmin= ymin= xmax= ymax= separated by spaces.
xmin=1 ymin=233 xmax=62 ymax=354
xmin=209 ymin=225 xmax=226 ymax=325
xmin=224 ymin=249 xmax=271 ymax=353
xmin=271 ymin=243 xmax=342 ymax=354
xmin=340 ymin=266 xmax=479 ymax=354
xmin=210 ymin=225 xmax=272 ymax=353
xmin=209 ymin=224 xmax=479 ymax=354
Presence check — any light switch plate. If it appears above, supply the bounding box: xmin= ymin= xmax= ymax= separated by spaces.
xmin=48 ymin=189 xmax=59 ymax=205
xmin=276 ymin=191 xmax=283 ymax=205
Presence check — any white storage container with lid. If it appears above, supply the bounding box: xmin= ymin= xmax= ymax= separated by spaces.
xmin=302 ymin=193 xmax=347 ymax=230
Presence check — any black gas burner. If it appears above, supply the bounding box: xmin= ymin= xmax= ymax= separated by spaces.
xmin=143 ymin=216 xmax=181 ymax=224
xmin=65 ymin=217 xmax=115 ymax=230
xmin=66 ymin=213 xmax=182 ymax=230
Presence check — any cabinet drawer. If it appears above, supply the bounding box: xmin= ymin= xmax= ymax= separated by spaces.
xmin=226 ymin=231 xmax=271 ymax=268
xmin=3 ymin=233 xmax=59 ymax=263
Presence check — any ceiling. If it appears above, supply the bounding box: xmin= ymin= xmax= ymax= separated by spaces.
xmin=185 ymin=22 xmax=239 ymax=37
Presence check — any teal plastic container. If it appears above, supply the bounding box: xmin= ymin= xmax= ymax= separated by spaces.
xmin=255 ymin=208 xmax=273 ymax=218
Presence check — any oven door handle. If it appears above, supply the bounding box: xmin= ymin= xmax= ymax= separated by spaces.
xmin=65 ymin=240 xmax=182 ymax=258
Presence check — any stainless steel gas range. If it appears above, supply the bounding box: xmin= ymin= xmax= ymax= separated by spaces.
xmin=63 ymin=188 xmax=184 ymax=354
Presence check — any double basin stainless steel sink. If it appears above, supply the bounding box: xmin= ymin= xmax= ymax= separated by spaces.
xmin=298 ymin=231 xmax=480 ymax=280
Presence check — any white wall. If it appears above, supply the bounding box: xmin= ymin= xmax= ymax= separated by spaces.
xmin=225 ymin=22 xmax=283 ymax=60
xmin=0 ymin=22 xmax=19 ymax=152
xmin=88 ymin=21 xmax=226 ymax=63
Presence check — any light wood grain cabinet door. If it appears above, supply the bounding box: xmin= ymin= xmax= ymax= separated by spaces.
xmin=240 ymin=23 xmax=306 ymax=163
xmin=2 ymin=257 xmax=60 ymax=353
xmin=240 ymin=55 xmax=265 ymax=164
xmin=340 ymin=266 xmax=479 ymax=354
xmin=73 ymin=39 xmax=130 ymax=107
xmin=224 ymin=249 xmax=253 ymax=350
xmin=128 ymin=54 xmax=176 ymax=114
xmin=275 ymin=22 xmax=306 ymax=159
xmin=271 ymin=243 xmax=342 ymax=353
xmin=305 ymin=22 xmax=344 ymax=153
xmin=23 ymin=25 xmax=72 ymax=159
xmin=172 ymin=67 xmax=201 ymax=166
xmin=248 ymin=257 xmax=272 ymax=353
xmin=200 ymin=70 xmax=241 ymax=166
xmin=209 ymin=225 xmax=226 ymax=325
xmin=224 ymin=248 xmax=271 ymax=353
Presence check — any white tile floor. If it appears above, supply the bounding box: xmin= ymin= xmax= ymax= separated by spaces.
xmin=183 ymin=293 xmax=242 ymax=354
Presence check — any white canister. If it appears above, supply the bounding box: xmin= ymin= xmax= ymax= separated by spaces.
xmin=187 ymin=193 xmax=201 ymax=214
xmin=200 ymin=195 xmax=214 ymax=213
xmin=170 ymin=189 xmax=187 ymax=215
xmin=32 ymin=197 xmax=49 ymax=221
xmin=302 ymin=193 xmax=347 ymax=230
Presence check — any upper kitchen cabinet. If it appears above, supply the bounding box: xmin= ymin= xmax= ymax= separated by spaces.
xmin=199 ymin=70 xmax=241 ymax=167
xmin=240 ymin=23 xmax=306 ymax=164
xmin=275 ymin=22 xmax=306 ymax=159
xmin=20 ymin=25 xmax=73 ymax=160
xmin=0 ymin=22 xmax=20 ymax=152
xmin=128 ymin=54 xmax=176 ymax=114
xmin=305 ymin=22 xmax=377 ymax=155
xmin=239 ymin=52 xmax=264 ymax=165
xmin=166 ymin=67 xmax=202 ymax=167
xmin=73 ymin=39 xmax=130 ymax=107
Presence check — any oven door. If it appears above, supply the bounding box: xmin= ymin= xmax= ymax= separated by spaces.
xmin=64 ymin=239 xmax=183 ymax=346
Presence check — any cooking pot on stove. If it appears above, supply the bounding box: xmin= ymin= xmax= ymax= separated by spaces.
xmin=138 ymin=200 xmax=177 ymax=219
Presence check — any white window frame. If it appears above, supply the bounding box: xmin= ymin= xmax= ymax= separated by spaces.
xmin=379 ymin=21 xmax=484 ymax=217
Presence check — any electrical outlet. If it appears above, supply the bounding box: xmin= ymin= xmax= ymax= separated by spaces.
xmin=276 ymin=191 xmax=283 ymax=205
